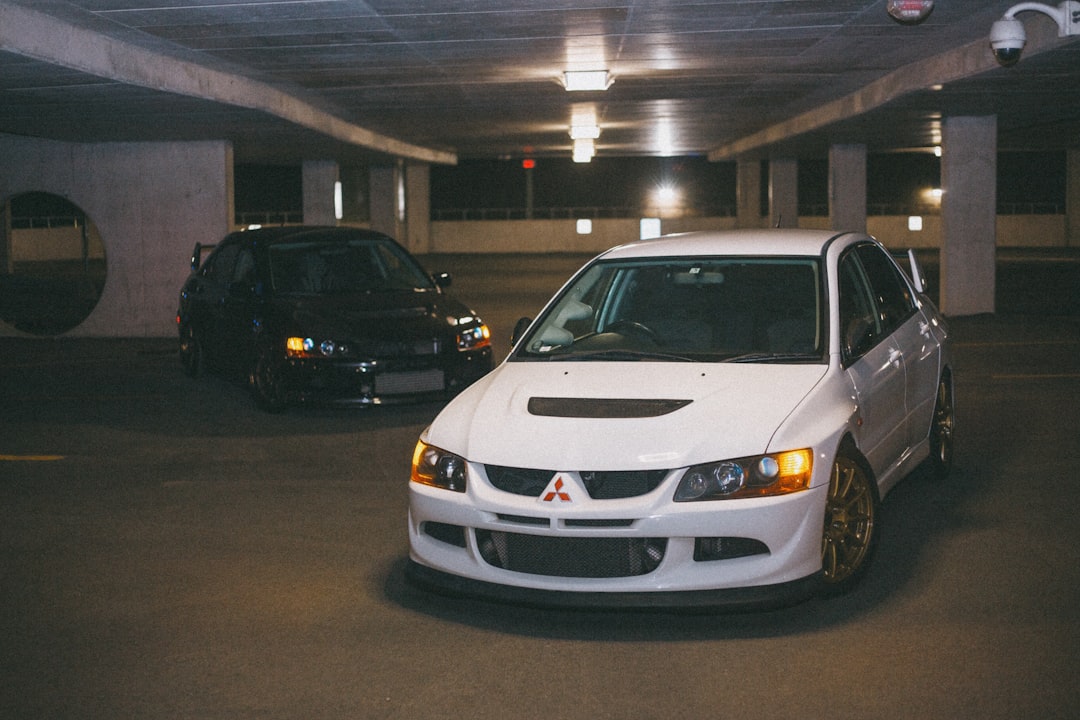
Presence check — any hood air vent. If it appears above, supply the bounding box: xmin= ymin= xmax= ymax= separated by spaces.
xmin=527 ymin=397 xmax=692 ymax=418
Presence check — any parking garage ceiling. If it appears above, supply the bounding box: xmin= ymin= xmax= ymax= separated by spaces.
xmin=0 ymin=1 xmax=1078 ymax=165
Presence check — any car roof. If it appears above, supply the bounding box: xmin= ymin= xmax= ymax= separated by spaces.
xmin=230 ymin=226 xmax=395 ymax=246
xmin=597 ymin=229 xmax=868 ymax=260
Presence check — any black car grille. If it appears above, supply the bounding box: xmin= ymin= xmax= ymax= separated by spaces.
xmin=475 ymin=530 xmax=666 ymax=578
xmin=484 ymin=465 xmax=668 ymax=499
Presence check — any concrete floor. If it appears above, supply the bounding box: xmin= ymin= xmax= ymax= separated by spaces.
xmin=1 ymin=251 xmax=1079 ymax=719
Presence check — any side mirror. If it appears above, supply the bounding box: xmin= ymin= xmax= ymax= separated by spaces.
xmin=433 ymin=272 xmax=452 ymax=289
xmin=510 ymin=317 xmax=533 ymax=348
xmin=843 ymin=316 xmax=875 ymax=358
xmin=190 ymin=243 xmax=203 ymax=271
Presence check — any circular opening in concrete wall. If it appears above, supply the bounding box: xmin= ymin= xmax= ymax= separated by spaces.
xmin=0 ymin=192 xmax=106 ymax=335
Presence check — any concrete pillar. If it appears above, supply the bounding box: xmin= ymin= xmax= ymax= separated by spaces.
xmin=1067 ymin=148 xmax=1080 ymax=248
xmin=736 ymin=159 xmax=762 ymax=228
xmin=302 ymin=160 xmax=339 ymax=226
xmin=404 ymin=162 xmax=431 ymax=255
xmin=941 ymin=116 xmax=997 ymax=316
xmin=769 ymin=158 xmax=799 ymax=228
xmin=369 ymin=162 xmax=403 ymax=240
xmin=829 ymin=144 xmax=867 ymax=233
xmin=0 ymin=134 xmax=234 ymax=337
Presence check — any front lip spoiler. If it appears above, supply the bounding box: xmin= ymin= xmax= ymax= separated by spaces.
xmin=405 ymin=560 xmax=823 ymax=613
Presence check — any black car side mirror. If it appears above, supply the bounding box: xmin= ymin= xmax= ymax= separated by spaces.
xmin=433 ymin=272 xmax=452 ymax=289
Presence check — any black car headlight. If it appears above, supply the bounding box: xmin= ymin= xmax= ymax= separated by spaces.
xmin=456 ymin=322 xmax=491 ymax=351
xmin=411 ymin=440 xmax=467 ymax=492
xmin=674 ymin=449 xmax=812 ymax=501
xmin=285 ymin=336 xmax=348 ymax=358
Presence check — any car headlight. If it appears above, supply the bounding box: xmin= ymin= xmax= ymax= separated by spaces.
xmin=456 ymin=323 xmax=491 ymax=351
xmin=674 ymin=449 xmax=812 ymax=501
xmin=286 ymin=336 xmax=348 ymax=358
xmin=411 ymin=440 xmax=467 ymax=492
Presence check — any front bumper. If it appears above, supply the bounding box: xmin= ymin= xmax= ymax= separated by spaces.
xmin=284 ymin=348 xmax=491 ymax=406
xmin=407 ymin=475 xmax=829 ymax=608
xmin=406 ymin=560 xmax=822 ymax=611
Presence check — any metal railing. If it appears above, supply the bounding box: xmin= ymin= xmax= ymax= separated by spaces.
xmin=9 ymin=215 xmax=85 ymax=229
xmin=433 ymin=204 xmax=737 ymax=221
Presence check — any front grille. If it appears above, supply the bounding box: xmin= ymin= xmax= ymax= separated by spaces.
xmin=485 ymin=465 xmax=668 ymax=500
xmin=475 ymin=530 xmax=666 ymax=578
xmin=580 ymin=470 xmax=667 ymax=499
xmin=375 ymin=368 xmax=444 ymax=395
xmin=484 ymin=466 xmax=553 ymax=496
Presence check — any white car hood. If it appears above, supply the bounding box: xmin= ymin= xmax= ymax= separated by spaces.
xmin=427 ymin=360 xmax=828 ymax=471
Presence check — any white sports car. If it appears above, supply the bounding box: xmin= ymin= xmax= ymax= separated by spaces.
xmin=407 ymin=229 xmax=954 ymax=609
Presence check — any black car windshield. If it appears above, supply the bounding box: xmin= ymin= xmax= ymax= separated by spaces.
xmin=513 ymin=256 xmax=825 ymax=363
xmin=268 ymin=239 xmax=434 ymax=294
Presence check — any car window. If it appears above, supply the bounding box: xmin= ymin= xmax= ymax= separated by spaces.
xmin=838 ymin=250 xmax=881 ymax=360
xmin=267 ymin=239 xmax=434 ymax=294
xmin=202 ymin=242 xmax=240 ymax=286
xmin=232 ymin=248 xmax=256 ymax=285
xmin=514 ymin=257 xmax=823 ymax=362
xmin=855 ymin=243 xmax=915 ymax=334
xmin=371 ymin=242 xmax=435 ymax=290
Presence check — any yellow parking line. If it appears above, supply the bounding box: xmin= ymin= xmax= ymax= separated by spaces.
xmin=0 ymin=454 xmax=65 ymax=461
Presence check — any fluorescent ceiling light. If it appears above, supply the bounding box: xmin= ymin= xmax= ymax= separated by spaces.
xmin=572 ymin=138 xmax=595 ymax=163
xmin=563 ymin=70 xmax=611 ymax=92
xmin=569 ymin=124 xmax=600 ymax=140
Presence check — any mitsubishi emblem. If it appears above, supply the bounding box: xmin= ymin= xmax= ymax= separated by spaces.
xmin=540 ymin=474 xmax=575 ymax=503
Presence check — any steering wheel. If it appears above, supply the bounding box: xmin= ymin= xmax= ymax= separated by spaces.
xmin=607 ymin=319 xmax=659 ymax=343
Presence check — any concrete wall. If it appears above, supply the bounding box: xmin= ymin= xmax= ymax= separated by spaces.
xmin=429 ymin=214 xmax=1068 ymax=254
xmin=0 ymin=134 xmax=233 ymax=337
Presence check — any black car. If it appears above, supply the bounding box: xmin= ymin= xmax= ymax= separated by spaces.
xmin=176 ymin=226 xmax=493 ymax=411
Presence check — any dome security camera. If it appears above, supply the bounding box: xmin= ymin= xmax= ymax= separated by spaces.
xmin=990 ymin=17 xmax=1026 ymax=66
xmin=990 ymin=2 xmax=1080 ymax=67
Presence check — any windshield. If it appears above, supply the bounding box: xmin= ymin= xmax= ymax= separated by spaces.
xmin=513 ymin=256 xmax=825 ymax=363
xmin=268 ymin=239 xmax=434 ymax=294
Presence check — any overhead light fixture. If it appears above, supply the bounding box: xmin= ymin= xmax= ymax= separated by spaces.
xmin=572 ymin=138 xmax=595 ymax=163
xmin=569 ymin=124 xmax=601 ymax=140
xmin=563 ymin=70 xmax=612 ymax=92
xmin=990 ymin=2 xmax=1080 ymax=66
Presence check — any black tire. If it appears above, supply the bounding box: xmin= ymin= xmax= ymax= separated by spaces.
xmin=821 ymin=443 xmax=879 ymax=595
xmin=926 ymin=371 xmax=955 ymax=480
xmin=251 ymin=347 xmax=288 ymax=413
xmin=179 ymin=324 xmax=204 ymax=378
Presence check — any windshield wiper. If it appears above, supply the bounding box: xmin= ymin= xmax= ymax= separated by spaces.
xmin=544 ymin=349 xmax=697 ymax=362
xmin=725 ymin=351 xmax=820 ymax=363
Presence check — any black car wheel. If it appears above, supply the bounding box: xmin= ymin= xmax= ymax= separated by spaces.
xmin=251 ymin=347 xmax=288 ymax=413
xmin=927 ymin=371 xmax=955 ymax=480
xmin=179 ymin=324 xmax=205 ymax=378
xmin=821 ymin=445 xmax=879 ymax=595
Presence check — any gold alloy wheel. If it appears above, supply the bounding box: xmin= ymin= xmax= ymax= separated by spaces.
xmin=821 ymin=453 xmax=876 ymax=586
xmin=930 ymin=375 xmax=955 ymax=476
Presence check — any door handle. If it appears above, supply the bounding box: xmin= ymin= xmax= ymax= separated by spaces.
xmin=888 ymin=348 xmax=902 ymax=368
